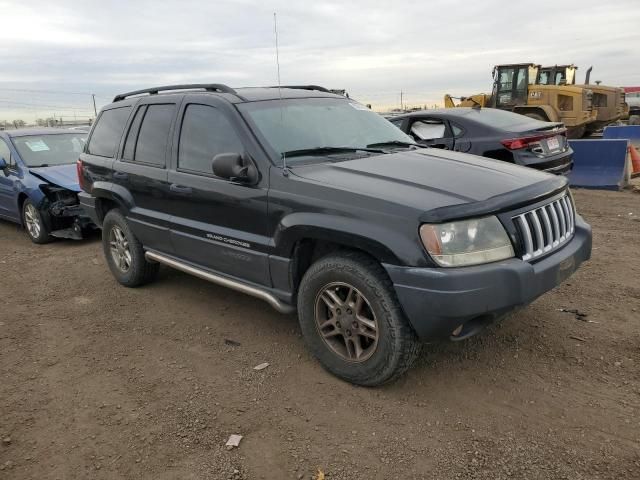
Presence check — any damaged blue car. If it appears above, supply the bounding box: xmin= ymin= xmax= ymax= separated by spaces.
xmin=0 ymin=128 xmax=95 ymax=243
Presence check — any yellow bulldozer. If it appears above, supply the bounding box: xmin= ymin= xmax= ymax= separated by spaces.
xmin=444 ymin=63 xmax=597 ymax=138
xmin=537 ymin=64 xmax=627 ymax=135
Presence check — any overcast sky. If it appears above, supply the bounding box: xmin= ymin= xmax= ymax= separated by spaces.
xmin=1 ymin=0 xmax=638 ymax=122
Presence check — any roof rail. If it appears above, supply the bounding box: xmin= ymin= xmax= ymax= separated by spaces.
xmin=112 ymin=84 xmax=245 ymax=102
xmin=269 ymin=85 xmax=331 ymax=93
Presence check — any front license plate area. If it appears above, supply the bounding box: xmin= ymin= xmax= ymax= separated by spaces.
xmin=556 ymin=255 xmax=576 ymax=284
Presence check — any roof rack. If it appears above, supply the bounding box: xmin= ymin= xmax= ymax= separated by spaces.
xmin=269 ymin=85 xmax=331 ymax=93
xmin=112 ymin=84 xmax=245 ymax=102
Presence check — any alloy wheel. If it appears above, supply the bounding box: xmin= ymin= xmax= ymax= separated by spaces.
xmin=109 ymin=226 xmax=132 ymax=272
xmin=314 ymin=282 xmax=379 ymax=362
xmin=24 ymin=204 xmax=42 ymax=239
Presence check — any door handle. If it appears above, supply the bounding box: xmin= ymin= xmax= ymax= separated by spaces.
xmin=170 ymin=184 xmax=193 ymax=195
xmin=113 ymin=172 xmax=128 ymax=180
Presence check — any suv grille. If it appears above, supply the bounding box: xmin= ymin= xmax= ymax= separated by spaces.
xmin=513 ymin=193 xmax=575 ymax=261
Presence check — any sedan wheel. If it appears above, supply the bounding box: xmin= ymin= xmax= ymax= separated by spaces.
xmin=24 ymin=203 xmax=42 ymax=239
xmin=22 ymin=199 xmax=51 ymax=244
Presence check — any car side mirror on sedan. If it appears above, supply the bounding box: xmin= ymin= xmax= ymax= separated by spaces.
xmin=0 ymin=157 xmax=8 ymax=174
xmin=212 ymin=153 xmax=258 ymax=184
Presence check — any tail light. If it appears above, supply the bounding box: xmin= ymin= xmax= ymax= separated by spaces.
xmin=501 ymin=129 xmax=566 ymax=150
xmin=77 ymin=159 xmax=87 ymax=192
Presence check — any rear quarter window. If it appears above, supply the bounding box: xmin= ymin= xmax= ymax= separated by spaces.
xmin=88 ymin=107 xmax=131 ymax=157
xmin=467 ymin=109 xmax=544 ymax=132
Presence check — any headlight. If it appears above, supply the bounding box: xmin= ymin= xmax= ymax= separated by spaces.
xmin=419 ymin=216 xmax=514 ymax=267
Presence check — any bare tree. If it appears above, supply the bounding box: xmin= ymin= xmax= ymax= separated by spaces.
xmin=12 ymin=119 xmax=26 ymax=129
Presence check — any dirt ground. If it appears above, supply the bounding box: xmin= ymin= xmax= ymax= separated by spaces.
xmin=1 ymin=188 xmax=639 ymax=480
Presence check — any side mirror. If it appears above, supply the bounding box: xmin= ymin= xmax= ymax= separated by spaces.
xmin=0 ymin=157 xmax=7 ymax=174
xmin=212 ymin=153 xmax=257 ymax=183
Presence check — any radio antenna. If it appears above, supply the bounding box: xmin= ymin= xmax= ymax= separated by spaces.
xmin=273 ymin=12 xmax=289 ymax=176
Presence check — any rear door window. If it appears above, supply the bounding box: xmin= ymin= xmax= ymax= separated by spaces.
xmin=178 ymin=104 xmax=244 ymax=175
xmin=410 ymin=119 xmax=447 ymax=141
xmin=133 ymin=104 xmax=175 ymax=167
xmin=88 ymin=107 xmax=131 ymax=157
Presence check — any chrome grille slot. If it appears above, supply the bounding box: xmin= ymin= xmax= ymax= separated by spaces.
xmin=513 ymin=193 xmax=575 ymax=261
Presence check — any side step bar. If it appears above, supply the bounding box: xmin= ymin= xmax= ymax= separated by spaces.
xmin=144 ymin=251 xmax=295 ymax=314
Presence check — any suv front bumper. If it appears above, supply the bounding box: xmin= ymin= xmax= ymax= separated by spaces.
xmin=383 ymin=215 xmax=592 ymax=339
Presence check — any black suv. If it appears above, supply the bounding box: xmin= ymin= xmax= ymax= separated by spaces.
xmin=78 ymin=84 xmax=592 ymax=386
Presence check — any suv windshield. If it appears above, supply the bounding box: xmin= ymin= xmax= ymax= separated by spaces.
xmin=12 ymin=133 xmax=87 ymax=167
xmin=239 ymin=98 xmax=415 ymax=164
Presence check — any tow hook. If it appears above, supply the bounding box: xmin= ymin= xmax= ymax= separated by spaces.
xmin=449 ymin=315 xmax=494 ymax=342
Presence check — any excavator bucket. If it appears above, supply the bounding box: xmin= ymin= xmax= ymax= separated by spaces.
xmin=567 ymin=139 xmax=631 ymax=190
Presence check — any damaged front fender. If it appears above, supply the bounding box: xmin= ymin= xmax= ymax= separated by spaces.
xmin=37 ymin=184 xmax=96 ymax=239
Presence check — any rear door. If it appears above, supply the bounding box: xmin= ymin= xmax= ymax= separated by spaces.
xmin=407 ymin=117 xmax=455 ymax=149
xmin=0 ymin=137 xmax=18 ymax=220
xmin=111 ymin=98 xmax=179 ymax=254
xmin=166 ymin=95 xmax=270 ymax=286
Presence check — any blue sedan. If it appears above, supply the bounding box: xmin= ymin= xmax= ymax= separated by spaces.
xmin=0 ymin=128 xmax=94 ymax=243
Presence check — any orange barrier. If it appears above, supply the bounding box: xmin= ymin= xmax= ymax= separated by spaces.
xmin=629 ymin=144 xmax=640 ymax=176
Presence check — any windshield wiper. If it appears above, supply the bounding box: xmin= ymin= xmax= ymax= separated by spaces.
xmin=30 ymin=164 xmax=50 ymax=168
xmin=366 ymin=141 xmax=418 ymax=149
xmin=281 ymin=146 xmax=385 ymax=158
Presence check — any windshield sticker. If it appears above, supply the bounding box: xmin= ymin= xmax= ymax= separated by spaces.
xmin=349 ymin=102 xmax=370 ymax=111
xmin=25 ymin=140 xmax=50 ymax=152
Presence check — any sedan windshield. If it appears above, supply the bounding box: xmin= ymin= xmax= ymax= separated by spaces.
xmin=12 ymin=133 xmax=87 ymax=167
xmin=239 ymin=98 xmax=415 ymax=164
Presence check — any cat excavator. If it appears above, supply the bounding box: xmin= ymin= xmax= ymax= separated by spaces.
xmin=444 ymin=63 xmax=597 ymax=138
xmin=537 ymin=65 xmax=627 ymax=135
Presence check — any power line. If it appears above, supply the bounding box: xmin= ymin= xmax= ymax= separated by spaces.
xmin=0 ymin=98 xmax=91 ymax=108
xmin=0 ymin=87 xmax=96 ymax=96
xmin=0 ymin=99 xmax=94 ymax=112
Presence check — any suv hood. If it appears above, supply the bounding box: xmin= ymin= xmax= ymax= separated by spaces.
xmin=291 ymin=148 xmax=566 ymax=221
xmin=29 ymin=164 xmax=80 ymax=192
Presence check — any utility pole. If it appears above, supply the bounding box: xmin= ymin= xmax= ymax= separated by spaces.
xmin=92 ymin=94 xmax=97 ymax=117
xmin=400 ymin=90 xmax=403 ymax=111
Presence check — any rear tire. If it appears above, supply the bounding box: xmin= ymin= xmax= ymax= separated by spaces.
xmin=297 ymin=251 xmax=421 ymax=386
xmin=102 ymin=209 xmax=159 ymax=287
xmin=22 ymin=199 xmax=52 ymax=244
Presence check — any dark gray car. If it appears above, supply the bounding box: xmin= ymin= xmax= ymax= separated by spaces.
xmin=388 ymin=107 xmax=574 ymax=174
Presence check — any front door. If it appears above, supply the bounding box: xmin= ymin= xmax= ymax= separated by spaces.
xmin=167 ymin=97 xmax=270 ymax=286
xmin=0 ymin=138 xmax=19 ymax=221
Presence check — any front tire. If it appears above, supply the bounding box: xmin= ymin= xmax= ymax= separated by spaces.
xmin=102 ymin=209 xmax=159 ymax=287
xmin=297 ymin=251 xmax=421 ymax=386
xmin=22 ymin=199 xmax=52 ymax=244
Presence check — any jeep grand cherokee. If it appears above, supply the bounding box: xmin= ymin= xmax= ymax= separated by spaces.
xmin=78 ymin=84 xmax=592 ymax=386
